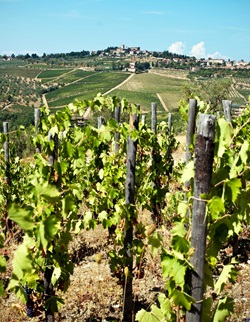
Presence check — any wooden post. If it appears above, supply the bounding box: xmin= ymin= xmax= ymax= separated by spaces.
xmin=34 ymin=108 xmax=41 ymax=153
xmin=123 ymin=109 xmax=139 ymax=322
xmin=45 ymin=130 xmax=58 ymax=322
xmin=3 ymin=122 xmax=9 ymax=163
xmin=98 ymin=116 xmax=104 ymax=129
xmin=141 ymin=114 xmax=146 ymax=125
xmin=44 ymin=267 xmax=54 ymax=322
xmin=151 ymin=102 xmax=157 ymax=134
xmin=48 ymin=130 xmax=58 ymax=167
xmin=168 ymin=113 xmax=172 ymax=137
xmin=186 ymin=114 xmax=216 ymax=322
xmin=222 ymin=100 xmax=232 ymax=122
xmin=114 ymin=105 xmax=121 ymax=154
xmin=166 ymin=113 xmax=173 ymax=172
xmin=186 ymin=99 xmax=198 ymax=165
xmin=3 ymin=122 xmax=10 ymax=183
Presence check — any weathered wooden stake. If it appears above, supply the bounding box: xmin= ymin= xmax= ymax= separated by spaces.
xmin=48 ymin=130 xmax=58 ymax=167
xmin=186 ymin=114 xmax=216 ymax=322
xmin=3 ymin=122 xmax=10 ymax=183
xmin=98 ymin=116 xmax=104 ymax=129
xmin=45 ymin=130 xmax=59 ymax=322
xmin=114 ymin=105 xmax=121 ymax=154
xmin=222 ymin=100 xmax=232 ymax=122
xmin=34 ymin=108 xmax=41 ymax=153
xmin=123 ymin=109 xmax=139 ymax=322
xmin=186 ymin=99 xmax=198 ymax=165
xmin=151 ymin=102 xmax=157 ymax=134
xmin=3 ymin=122 xmax=9 ymax=163
xmin=168 ymin=112 xmax=172 ymax=137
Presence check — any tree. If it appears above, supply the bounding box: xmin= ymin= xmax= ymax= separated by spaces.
xmin=183 ymin=78 xmax=232 ymax=113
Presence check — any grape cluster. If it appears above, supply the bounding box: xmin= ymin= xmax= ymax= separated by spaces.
xmin=23 ymin=286 xmax=34 ymax=318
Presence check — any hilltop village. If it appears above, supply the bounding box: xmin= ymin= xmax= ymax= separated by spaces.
xmin=1 ymin=44 xmax=249 ymax=73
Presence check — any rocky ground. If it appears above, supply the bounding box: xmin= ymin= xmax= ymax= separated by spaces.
xmin=1 ymin=137 xmax=250 ymax=321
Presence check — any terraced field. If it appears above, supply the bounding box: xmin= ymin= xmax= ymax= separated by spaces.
xmin=110 ymin=72 xmax=188 ymax=118
xmin=44 ymin=71 xmax=130 ymax=108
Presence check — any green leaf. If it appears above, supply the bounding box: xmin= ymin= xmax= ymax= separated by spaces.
xmin=239 ymin=140 xmax=249 ymax=164
xmin=0 ymin=280 xmax=5 ymax=296
xmin=180 ymin=160 xmax=194 ymax=184
xmin=216 ymin=118 xmax=233 ymax=158
xmin=171 ymin=222 xmax=188 ymax=238
xmin=0 ymin=256 xmax=6 ymax=273
xmin=171 ymin=235 xmax=189 ymax=254
xmin=51 ymin=267 xmax=61 ymax=286
xmin=45 ymin=296 xmax=64 ymax=313
xmin=212 ymin=296 xmax=234 ymax=322
xmin=99 ymin=126 xmax=112 ymax=142
xmin=39 ymin=221 xmax=48 ymax=250
xmin=214 ymin=262 xmax=237 ymax=294
xmin=202 ymin=297 xmax=213 ymax=322
xmin=157 ymin=293 xmax=174 ymax=319
xmin=148 ymin=233 xmax=162 ymax=257
xmin=171 ymin=289 xmax=195 ymax=310
xmin=8 ymin=204 xmax=35 ymax=231
xmin=36 ymin=183 xmax=61 ymax=202
xmin=135 ymin=305 xmax=166 ymax=322
xmin=12 ymin=243 xmax=33 ymax=280
xmin=161 ymin=255 xmax=186 ymax=288
xmin=177 ymin=202 xmax=189 ymax=218
xmin=98 ymin=168 xmax=104 ymax=180
xmin=226 ymin=178 xmax=241 ymax=203
xmin=208 ymin=196 xmax=225 ymax=220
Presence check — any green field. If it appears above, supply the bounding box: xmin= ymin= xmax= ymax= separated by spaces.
xmin=110 ymin=73 xmax=188 ymax=115
xmin=0 ymin=66 xmax=42 ymax=78
xmin=45 ymin=71 xmax=130 ymax=107
xmin=38 ymin=69 xmax=74 ymax=79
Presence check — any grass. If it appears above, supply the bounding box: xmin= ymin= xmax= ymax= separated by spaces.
xmin=38 ymin=69 xmax=74 ymax=78
xmin=50 ymin=70 xmax=95 ymax=84
xmin=0 ymin=67 xmax=42 ymax=78
xmin=46 ymin=71 xmax=130 ymax=107
xmin=110 ymin=73 xmax=188 ymax=118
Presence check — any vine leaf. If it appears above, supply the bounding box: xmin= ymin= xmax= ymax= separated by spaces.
xmin=216 ymin=118 xmax=233 ymax=158
xmin=212 ymin=296 xmax=234 ymax=322
xmin=226 ymin=178 xmax=241 ymax=203
xmin=171 ymin=289 xmax=195 ymax=311
xmin=8 ymin=204 xmax=35 ymax=231
xmin=180 ymin=160 xmax=194 ymax=184
xmin=214 ymin=262 xmax=237 ymax=294
xmin=135 ymin=305 xmax=166 ymax=322
xmin=11 ymin=242 xmax=33 ymax=280
xmin=161 ymin=255 xmax=186 ymax=288
xmin=51 ymin=267 xmax=61 ymax=286
xmin=208 ymin=196 xmax=225 ymax=220
xmin=35 ymin=183 xmax=61 ymax=202
xmin=0 ymin=256 xmax=6 ymax=273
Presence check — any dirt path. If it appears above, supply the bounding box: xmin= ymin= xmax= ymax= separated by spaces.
xmin=42 ymin=94 xmax=49 ymax=109
xmin=149 ymin=70 xmax=188 ymax=80
xmin=103 ymin=73 xmax=134 ymax=95
xmin=83 ymin=73 xmax=134 ymax=118
xmin=156 ymin=93 xmax=168 ymax=112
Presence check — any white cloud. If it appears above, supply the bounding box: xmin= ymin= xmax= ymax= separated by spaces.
xmin=168 ymin=41 xmax=186 ymax=55
xmin=189 ymin=41 xmax=206 ymax=58
xmin=189 ymin=41 xmax=228 ymax=60
xmin=207 ymin=51 xmax=228 ymax=60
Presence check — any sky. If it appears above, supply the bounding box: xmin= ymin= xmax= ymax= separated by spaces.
xmin=0 ymin=0 xmax=250 ymax=62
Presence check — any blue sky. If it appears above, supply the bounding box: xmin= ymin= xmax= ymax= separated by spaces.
xmin=0 ymin=0 xmax=249 ymax=61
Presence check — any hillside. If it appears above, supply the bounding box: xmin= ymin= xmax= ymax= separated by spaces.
xmin=0 ymin=55 xmax=250 ymax=132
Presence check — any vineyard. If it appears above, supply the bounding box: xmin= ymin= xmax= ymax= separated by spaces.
xmin=0 ymin=95 xmax=250 ymax=322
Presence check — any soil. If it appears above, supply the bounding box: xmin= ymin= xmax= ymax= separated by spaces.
xmin=1 ymin=137 xmax=250 ymax=321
